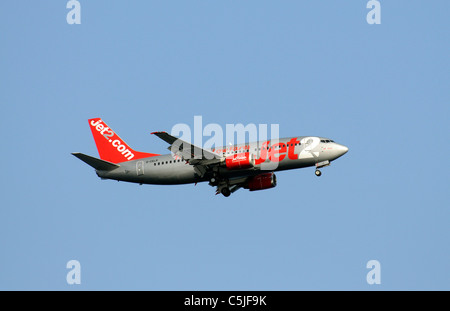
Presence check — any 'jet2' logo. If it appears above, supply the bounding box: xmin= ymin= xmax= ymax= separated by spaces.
xmin=90 ymin=119 xmax=135 ymax=160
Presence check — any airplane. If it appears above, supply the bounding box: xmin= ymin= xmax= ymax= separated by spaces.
xmin=72 ymin=118 xmax=349 ymax=197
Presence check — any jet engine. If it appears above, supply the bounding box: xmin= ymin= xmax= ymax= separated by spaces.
xmin=225 ymin=153 xmax=254 ymax=170
xmin=246 ymin=172 xmax=277 ymax=191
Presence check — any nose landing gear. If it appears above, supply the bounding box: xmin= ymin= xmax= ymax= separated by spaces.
xmin=315 ymin=160 xmax=329 ymax=177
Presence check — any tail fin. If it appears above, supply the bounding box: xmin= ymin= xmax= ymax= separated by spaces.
xmin=88 ymin=118 xmax=159 ymax=163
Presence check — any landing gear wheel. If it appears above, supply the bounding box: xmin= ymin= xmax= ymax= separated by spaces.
xmin=210 ymin=177 xmax=216 ymax=183
xmin=221 ymin=187 xmax=231 ymax=197
xmin=315 ymin=169 xmax=322 ymax=177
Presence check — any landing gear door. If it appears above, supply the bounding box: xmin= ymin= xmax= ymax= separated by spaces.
xmin=136 ymin=161 xmax=144 ymax=176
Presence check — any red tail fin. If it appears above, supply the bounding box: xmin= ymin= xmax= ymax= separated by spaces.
xmin=88 ymin=118 xmax=159 ymax=163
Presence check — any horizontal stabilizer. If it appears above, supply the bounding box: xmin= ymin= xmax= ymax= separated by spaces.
xmin=72 ymin=152 xmax=120 ymax=171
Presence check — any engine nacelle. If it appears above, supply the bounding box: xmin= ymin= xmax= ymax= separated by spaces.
xmin=225 ymin=152 xmax=254 ymax=170
xmin=247 ymin=173 xmax=277 ymax=191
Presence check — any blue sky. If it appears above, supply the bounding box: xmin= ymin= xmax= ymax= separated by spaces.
xmin=0 ymin=1 xmax=448 ymax=290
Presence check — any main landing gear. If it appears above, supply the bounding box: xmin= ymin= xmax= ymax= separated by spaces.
xmin=315 ymin=169 xmax=322 ymax=177
xmin=221 ymin=187 xmax=231 ymax=197
xmin=211 ymin=175 xmax=231 ymax=197
xmin=213 ymin=178 xmax=242 ymax=197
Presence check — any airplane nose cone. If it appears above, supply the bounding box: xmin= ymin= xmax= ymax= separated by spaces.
xmin=338 ymin=144 xmax=349 ymax=156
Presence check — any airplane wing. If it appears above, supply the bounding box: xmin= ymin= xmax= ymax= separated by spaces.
xmin=151 ymin=131 xmax=219 ymax=161
xmin=151 ymin=131 xmax=222 ymax=177
xmin=152 ymin=131 xmax=275 ymax=196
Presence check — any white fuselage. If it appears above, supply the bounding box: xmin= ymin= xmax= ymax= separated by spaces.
xmin=97 ymin=136 xmax=348 ymax=185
